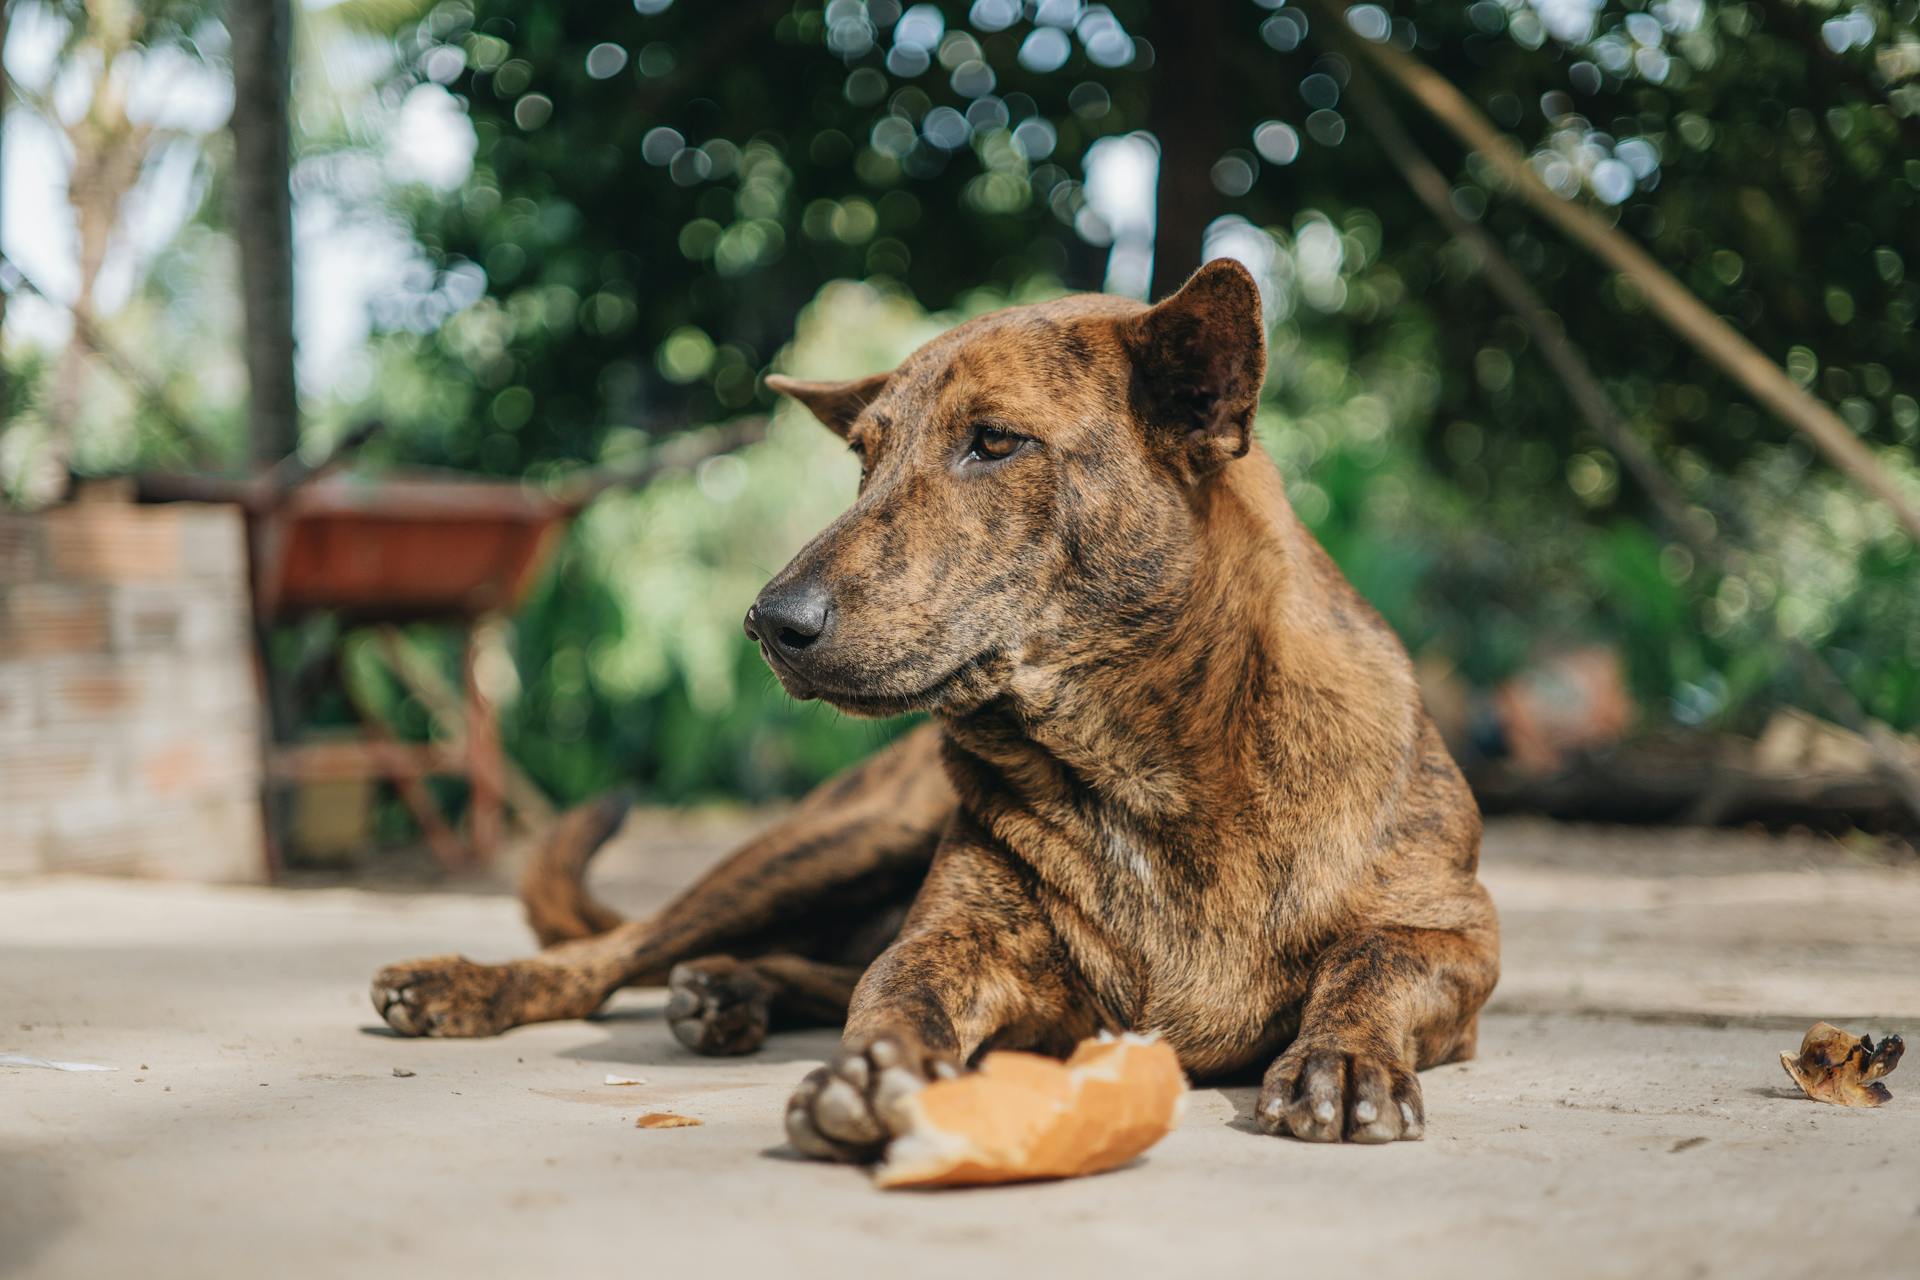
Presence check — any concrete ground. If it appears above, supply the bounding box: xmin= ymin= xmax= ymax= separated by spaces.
xmin=4 ymin=815 xmax=1919 ymax=1279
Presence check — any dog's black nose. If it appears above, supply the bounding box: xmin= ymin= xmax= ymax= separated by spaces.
xmin=744 ymin=583 xmax=833 ymax=656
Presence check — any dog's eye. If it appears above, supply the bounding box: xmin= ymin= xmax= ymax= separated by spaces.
xmin=849 ymin=442 xmax=871 ymax=480
xmin=966 ymin=425 xmax=1024 ymax=464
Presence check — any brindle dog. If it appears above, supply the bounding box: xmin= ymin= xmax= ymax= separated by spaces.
xmin=371 ymin=260 xmax=1498 ymax=1151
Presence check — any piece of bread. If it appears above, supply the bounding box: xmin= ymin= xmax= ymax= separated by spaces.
xmin=874 ymin=1033 xmax=1187 ymax=1189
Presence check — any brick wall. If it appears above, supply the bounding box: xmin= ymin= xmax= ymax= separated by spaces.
xmin=0 ymin=502 xmax=266 ymax=881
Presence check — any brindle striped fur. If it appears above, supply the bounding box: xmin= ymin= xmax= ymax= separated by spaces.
xmin=371 ymin=260 xmax=1498 ymax=1150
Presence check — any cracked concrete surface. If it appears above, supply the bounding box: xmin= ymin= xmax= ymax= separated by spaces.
xmin=3 ymin=816 xmax=1918 ymax=1278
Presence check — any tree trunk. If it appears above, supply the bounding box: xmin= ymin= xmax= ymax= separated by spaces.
xmin=228 ymin=0 xmax=298 ymax=466
xmin=1146 ymin=3 xmax=1226 ymax=301
xmin=0 ymin=1 xmax=10 ymax=424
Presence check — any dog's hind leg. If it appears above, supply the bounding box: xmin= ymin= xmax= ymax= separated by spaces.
xmin=371 ymin=724 xmax=952 ymax=1038
xmin=664 ymin=898 xmax=904 ymax=1055
xmin=664 ymin=954 xmax=867 ymax=1056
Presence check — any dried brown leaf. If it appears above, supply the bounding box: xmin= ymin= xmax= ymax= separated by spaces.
xmin=1779 ymin=1021 xmax=1904 ymax=1107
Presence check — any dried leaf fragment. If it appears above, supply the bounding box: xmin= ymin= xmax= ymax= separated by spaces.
xmin=1779 ymin=1021 xmax=1904 ymax=1107
xmin=636 ymin=1112 xmax=701 ymax=1129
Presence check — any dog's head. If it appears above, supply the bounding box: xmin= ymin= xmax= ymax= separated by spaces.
xmin=748 ymin=259 xmax=1267 ymax=718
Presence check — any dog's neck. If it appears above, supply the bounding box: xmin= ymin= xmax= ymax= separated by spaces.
xmin=945 ymin=449 xmax=1406 ymax=827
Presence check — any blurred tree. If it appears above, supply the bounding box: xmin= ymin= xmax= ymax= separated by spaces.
xmin=1 ymin=1 xmax=10 ymax=421
xmin=366 ymin=0 xmax=1158 ymax=470
xmin=321 ymin=0 xmax=1920 ymax=799
xmin=228 ymin=0 xmax=298 ymax=464
xmin=362 ymin=2 xmax=1917 ymax=509
xmin=1144 ymin=1 xmax=1231 ymax=300
xmin=13 ymin=3 xmax=173 ymax=452
xmin=13 ymin=1 xmax=1920 ymax=806
xmin=0 ymin=0 xmax=227 ymax=498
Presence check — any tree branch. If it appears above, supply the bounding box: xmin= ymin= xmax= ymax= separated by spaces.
xmin=0 ymin=250 xmax=204 ymax=449
xmin=1339 ymin=59 xmax=1920 ymax=822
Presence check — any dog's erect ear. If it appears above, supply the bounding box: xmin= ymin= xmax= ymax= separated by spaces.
xmin=765 ymin=371 xmax=892 ymax=438
xmin=1120 ymin=258 xmax=1267 ymax=476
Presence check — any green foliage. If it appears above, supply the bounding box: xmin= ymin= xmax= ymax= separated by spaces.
xmin=353 ymin=0 xmax=1146 ymax=472
xmin=332 ymin=0 xmax=1920 ymax=800
xmin=466 ymin=279 xmax=960 ymax=802
xmin=15 ymin=0 xmax=1920 ymax=805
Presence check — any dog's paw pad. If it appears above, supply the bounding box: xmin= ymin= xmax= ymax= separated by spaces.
xmin=784 ymin=1037 xmax=946 ymax=1163
xmin=666 ymin=961 xmax=772 ymax=1057
xmin=1257 ymin=1046 xmax=1423 ymax=1144
xmin=371 ymin=956 xmax=515 ymax=1038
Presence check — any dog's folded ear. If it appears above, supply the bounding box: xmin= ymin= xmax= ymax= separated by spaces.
xmin=1120 ymin=259 xmax=1267 ymax=477
xmin=765 ymin=370 xmax=893 ymax=438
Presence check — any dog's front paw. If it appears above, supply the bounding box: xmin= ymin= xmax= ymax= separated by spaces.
xmin=1256 ymin=1042 xmax=1424 ymax=1143
xmin=784 ymin=1037 xmax=959 ymax=1162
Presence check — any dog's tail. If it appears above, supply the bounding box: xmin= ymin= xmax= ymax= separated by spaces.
xmin=519 ymin=790 xmax=635 ymax=947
